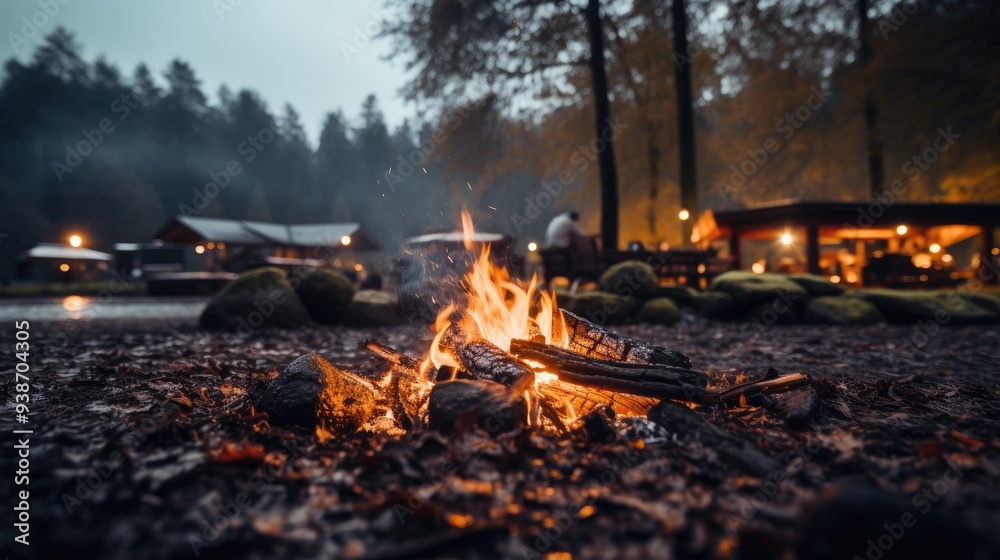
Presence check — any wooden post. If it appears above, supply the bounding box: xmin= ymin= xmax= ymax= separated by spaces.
xmin=806 ymin=224 xmax=820 ymax=275
xmin=730 ymin=230 xmax=741 ymax=270
xmin=984 ymin=224 xmax=998 ymax=285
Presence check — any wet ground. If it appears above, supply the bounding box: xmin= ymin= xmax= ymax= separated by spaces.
xmin=1 ymin=313 xmax=998 ymax=559
xmin=0 ymin=296 xmax=208 ymax=323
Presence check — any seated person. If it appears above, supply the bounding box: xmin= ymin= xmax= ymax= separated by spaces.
xmin=544 ymin=210 xmax=586 ymax=249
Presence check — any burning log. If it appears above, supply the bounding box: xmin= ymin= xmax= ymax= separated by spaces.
xmin=441 ymin=325 xmax=536 ymax=394
xmin=560 ymin=310 xmax=692 ymax=368
xmin=538 ymin=382 xmax=658 ymax=418
xmin=509 ymin=339 xmax=707 ymax=402
xmin=365 ymin=340 xmax=431 ymax=429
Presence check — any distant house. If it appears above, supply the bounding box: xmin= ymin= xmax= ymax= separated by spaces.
xmin=152 ymin=216 xmax=381 ymax=273
xmin=16 ymin=243 xmax=113 ymax=283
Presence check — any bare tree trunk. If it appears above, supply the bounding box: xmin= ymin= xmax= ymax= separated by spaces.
xmin=646 ymin=123 xmax=659 ymax=240
xmin=859 ymin=0 xmax=884 ymax=198
xmin=585 ymin=0 xmax=620 ymax=251
xmin=672 ymin=0 xmax=698 ymax=246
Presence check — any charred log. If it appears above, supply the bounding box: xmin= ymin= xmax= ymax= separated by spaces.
xmin=560 ymin=310 xmax=692 ymax=368
xmin=441 ymin=325 xmax=535 ymax=393
xmin=510 ymin=339 xmax=707 ymax=402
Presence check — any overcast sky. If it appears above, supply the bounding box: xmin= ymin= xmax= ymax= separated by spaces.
xmin=0 ymin=0 xmax=415 ymax=145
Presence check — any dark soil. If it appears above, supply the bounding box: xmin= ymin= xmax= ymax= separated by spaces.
xmin=3 ymin=316 xmax=999 ymax=559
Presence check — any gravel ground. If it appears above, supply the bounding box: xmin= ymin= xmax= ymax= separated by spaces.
xmin=2 ymin=315 xmax=999 ymax=559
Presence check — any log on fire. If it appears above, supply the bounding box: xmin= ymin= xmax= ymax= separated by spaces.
xmin=441 ymin=325 xmax=536 ymax=394
xmin=509 ymin=339 xmax=708 ymax=402
xmin=560 ymin=310 xmax=693 ymax=369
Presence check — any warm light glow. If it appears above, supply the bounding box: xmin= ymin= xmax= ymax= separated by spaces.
xmin=527 ymin=242 xmax=538 ymax=252
xmin=941 ymin=254 xmax=953 ymax=263
xmin=992 ymin=247 xmax=999 ymax=256
xmin=846 ymin=273 xmax=859 ymax=283
xmin=341 ymin=235 xmax=351 ymax=246
xmin=354 ymin=263 xmax=363 ymax=272
xmin=696 ymin=263 xmax=706 ymax=274
xmin=912 ymin=254 xmax=932 ymax=269
xmin=68 ymin=235 xmax=82 ymax=248
xmin=829 ymin=275 xmax=841 ymax=283
xmin=59 ymin=263 xmax=70 ymax=272
xmin=422 ymin=210 xmax=569 ymax=416
xmin=929 ymin=243 xmax=941 ymax=253
xmin=206 ymin=242 xmax=215 ymax=249
xmin=195 ymin=245 xmax=205 ymax=254
xmin=780 ymin=232 xmax=793 ymax=245
xmin=678 ymin=209 xmax=690 ymax=221
xmin=218 ymin=242 xmax=226 ymax=250
xmin=751 ymin=262 xmax=765 ymax=274
xmin=896 ymin=225 xmax=907 ymax=235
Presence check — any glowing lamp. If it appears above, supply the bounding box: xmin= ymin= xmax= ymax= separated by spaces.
xmin=59 ymin=263 xmax=70 ymax=272
xmin=69 ymin=235 xmax=82 ymax=248
xmin=341 ymin=235 xmax=352 ymax=246
xmin=678 ymin=209 xmax=690 ymax=221
xmin=780 ymin=232 xmax=793 ymax=245
xmin=354 ymin=263 xmax=363 ymax=272
xmin=527 ymin=242 xmax=538 ymax=252
xmin=195 ymin=245 xmax=206 ymax=254
xmin=929 ymin=243 xmax=941 ymax=254
xmin=896 ymin=225 xmax=907 ymax=235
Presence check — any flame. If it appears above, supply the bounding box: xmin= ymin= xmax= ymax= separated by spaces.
xmin=423 ymin=211 xmax=568 ymax=390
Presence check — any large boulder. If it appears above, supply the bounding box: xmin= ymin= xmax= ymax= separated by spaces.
xmin=655 ymin=285 xmax=700 ymax=307
xmin=693 ymin=290 xmax=733 ymax=320
xmin=709 ymin=271 xmax=810 ymax=314
xmin=599 ymin=260 xmax=659 ymax=300
xmin=200 ymin=267 xmax=310 ymax=332
xmin=341 ymin=290 xmax=404 ymax=327
xmin=787 ymin=273 xmax=845 ymax=296
xmin=294 ymin=268 xmax=355 ymax=324
xmin=561 ymin=291 xmax=640 ymax=325
xmin=428 ymin=379 xmax=527 ymax=435
xmin=854 ymin=289 xmax=996 ymax=324
xmin=636 ymin=297 xmax=682 ymax=325
xmin=802 ymin=296 xmax=885 ymax=325
xmin=258 ymin=353 xmax=376 ymax=435
xmin=747 ymin=301 xmax=798 ymax=324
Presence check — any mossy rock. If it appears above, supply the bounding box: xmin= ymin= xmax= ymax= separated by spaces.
xmin=561 ymin=291 xmax=640 ymax=325
xmin=854 ymin=289 xmax=996 ymax=324
xmin=295 ymin=268 xmax=355 ymax=324
xmin=802 ymin=296 xmax=885 ymax=325
xmin=200 ymin=267 xmax=310 ymax=332
xmin=636 ymin=298 xmax=682 ymax=325
xmin=693 ymin=290 xmax=733 ymax=320
xmin=747 ymin=301 xmax=798 ymax=325
xmin=709 ymin=271 xmax=810 ymax=313
xmin=599 ymin=260 xmax=659 ymax=300
xmin=655 ymin=285 xmax=700 ymax=307
xmin=341 ymin=290 xmax=403 ymax=327
xmin=787 ymin=273 xmax=845 ymax=296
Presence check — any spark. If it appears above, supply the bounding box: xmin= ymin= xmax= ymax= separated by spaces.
xmin=467 ymin=182 xmax=472 ymax=190
xmin=488 ymin=205 xmax=497 ymax=210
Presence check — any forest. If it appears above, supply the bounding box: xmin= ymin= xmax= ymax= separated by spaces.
xmin=0 ymin=0 xmax=996 ymax=278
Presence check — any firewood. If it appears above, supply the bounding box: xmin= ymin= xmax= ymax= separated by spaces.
xmin=537 ymin=381 xmax=659 ymax=417
xmin=510 ymin=339 xmax=707 ymax=402
xmin=441 ymin=325 xmax=536 ymax=393
xmin=560 ymin=310 xmax=692 ymax=368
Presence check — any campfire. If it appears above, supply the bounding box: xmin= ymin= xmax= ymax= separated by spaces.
xmin=320 ymin=211 xmax=808 ymax=439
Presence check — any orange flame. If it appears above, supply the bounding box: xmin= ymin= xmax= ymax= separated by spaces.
xmin=423 ymin=211 xmax=568 ymax=388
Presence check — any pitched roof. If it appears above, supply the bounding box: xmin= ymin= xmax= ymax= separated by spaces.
xmin=21 ymin=243 xmax=113 ymax=261
xmin=154 ymin=216 xmax=381 ymax=249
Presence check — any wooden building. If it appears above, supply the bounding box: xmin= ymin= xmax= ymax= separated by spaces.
xmin=693 ymin=200 xmax=1000 ymax=286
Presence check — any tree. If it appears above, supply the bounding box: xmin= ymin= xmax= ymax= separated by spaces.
xmin=384 ymin=0 xmax=624 ymax=248
xmin=316 ymin=111 xmax=357 ymax=221
xmin=671 ymin=0 xmax=698 ymax=245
